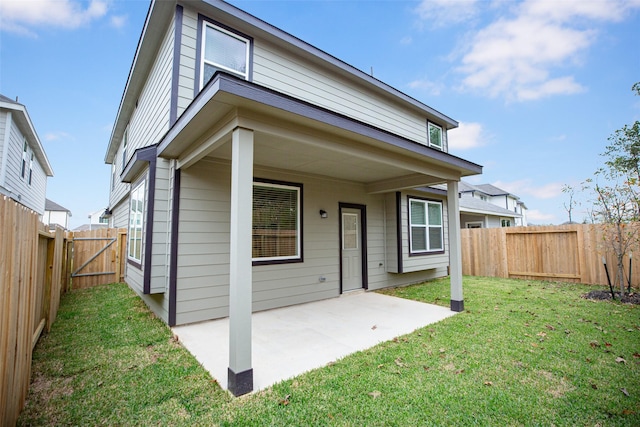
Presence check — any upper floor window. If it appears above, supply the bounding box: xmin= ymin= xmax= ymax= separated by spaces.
xmin=121 ymin=128 xmax=128 ymax=171
xmin=252 ymin=180 xmax=302 ymax=264
xmin=21 ymin=139 xmax=28 ymax=179
xmin=428 ymin=122 xmax=443 ymax=150
xmin=201 ymin=22 xmax=250 ymax=86
xmin=409 ymin=197 xmax=444 ymax=254
xmin=28 ymin=152 xmax=34 ymax=185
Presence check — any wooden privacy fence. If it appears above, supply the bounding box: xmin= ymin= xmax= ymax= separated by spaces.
xmin=0 ymin=197 xmax=67 ymax=426
xmin=70 ymin=228 xmax=127 ymax=289
xmin=0 ymin=195 xmax=127 ymax=425
xmin=461 ymin=223 xmax=640 ymax=286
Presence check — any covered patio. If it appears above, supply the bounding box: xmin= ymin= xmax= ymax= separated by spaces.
xmin=172 ymin=291 xmax=457 ymax=393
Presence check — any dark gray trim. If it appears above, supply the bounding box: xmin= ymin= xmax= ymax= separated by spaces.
xmin=170 ymin=5 xmax=183 ymax=126
xmin=395 ymin=192 xmax=403 ymax=274
xmin=194 ymin=14 xmax=204 ymax=99
xmin=122 ymin=146 xmax=157 ymax=294
xmin=252 ymin=178 xmax=304 ymax=266
xmin=198 ymin=0 xmax=457 ymax=128
xmin=407 ymin=195 xmax=445 ymax=257
xmin=451 ymin=300 xmax=464 ymax=312
xmin=195 ymin=13 xmax=254 ymax=95
xmin=338 ymin=203 xmax=368 ymax=293
xmin=168 ymin=168 xmax=181 ymax=326
xmin=158 ymin=74 xmax=482 ymax=176
xmin=228 ymin=367 xmax=253 ymax=396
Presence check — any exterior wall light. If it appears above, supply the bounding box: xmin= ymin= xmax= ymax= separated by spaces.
xmin=319 ymin=209 xmax=328 ymax=218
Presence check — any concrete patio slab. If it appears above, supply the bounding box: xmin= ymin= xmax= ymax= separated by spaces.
xmin=172 ymin=291 xmax=457 ymax=393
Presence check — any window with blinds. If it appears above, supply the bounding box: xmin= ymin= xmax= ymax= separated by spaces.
xmin=252 ymin=181 xmax=302 ymax=263
xmin=202 ymin=22 xmax=250 ymax=86
xmin=409 ymin=197 xmax=443 ymax=254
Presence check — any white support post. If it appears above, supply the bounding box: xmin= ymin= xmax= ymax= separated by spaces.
xmin=228 ymin=127 xmax=254 ymax=396
xmin=447 ymin=180 xmax=464 ymax=312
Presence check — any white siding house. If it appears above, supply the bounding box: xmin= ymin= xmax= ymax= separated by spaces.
xmin=0 ymin=95 xmax=53 ymax=215
xmin=104 ymin=0 xmax=482 ymax=396
xmin=44 ymin=199 xmax=71 ymax=229
xmin=458 ymin=181 xmax=528 ymax=227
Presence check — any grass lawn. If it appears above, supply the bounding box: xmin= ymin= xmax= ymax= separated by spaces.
xmin=18 ymin=277 xmax=640 ymax=426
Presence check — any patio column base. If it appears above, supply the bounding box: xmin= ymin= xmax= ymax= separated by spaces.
xmin=228 ymin=367 xmax=253 ymax=396
xmin=451 ymin=300 xmax=464 ymax=312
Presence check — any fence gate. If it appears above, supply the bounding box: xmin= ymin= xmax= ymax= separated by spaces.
xmin=70 ymin=228 xmax=126 ymax=289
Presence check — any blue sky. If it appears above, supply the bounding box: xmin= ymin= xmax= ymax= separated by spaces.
xmin=1 ymin=0 xmax=639 ymax=228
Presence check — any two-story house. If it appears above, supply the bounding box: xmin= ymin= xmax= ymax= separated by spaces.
xmin=104 ymin=0 xmax=482 ymax=395
xmin=459 ymin=181 xmax=528 ymax=227
xmin=0 ymin=95 xmax=54 ymax=216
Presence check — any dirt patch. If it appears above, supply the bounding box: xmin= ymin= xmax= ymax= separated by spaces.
xmin=583 ymin=290 xmax=640 ymax=304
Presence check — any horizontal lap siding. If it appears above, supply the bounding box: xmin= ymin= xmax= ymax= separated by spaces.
xmin=252 ymin=42 xmax=428 ymax=145
xmin=149 ymin=158 xmax=171 ymax=294
xmin=0 ymin=119 xmax=47 ymax=214
xmin=398 ymin=191 xmax=450 ymax=273
xmin=110 ymin=16 xmax=173 ymax=212
xmin=175 ymin=159 xmax=451 ymax=325
xmin=176 ymin=160 xmax=231 ymax=324
xmin=178 ymin=9 xmax=197 ymax=117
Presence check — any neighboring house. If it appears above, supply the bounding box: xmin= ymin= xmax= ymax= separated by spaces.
xmin=73 ymin=208 xmax=110 ymax=231
xmin=104 ymin=0 xmax=481 ymax=395
xmin=43 ymin=198 xmax=71 ymax=229
xmin=0 ymin=95 xmax=54 ymax=216
xmin=87 ymin=208 xmax=109 ymax=230
xmin=459 ymin=181 xmax=528 ymax=227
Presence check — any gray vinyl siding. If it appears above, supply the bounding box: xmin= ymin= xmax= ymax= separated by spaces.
xmin=110 ymin=17 xmax=173 ymax=209
xmin=0 ymin=111 xmax=7 ymax=181
xmin=252 ymin=40 xmax=430 ymax=146
xmin=400 ymin=191 xmax=450 ymax=273
xmin=175 ymin=158 xmax=450 ymax=325
xmin=0 ymin=116 xmax=47 ymax=214
xmin=176 ymin=7 xmax=446 ymax=150
xmin=178 ymin=9 xmax=198 ymax=117
xmin=110 ymin=197 xmax=129 ymax=229
xmin=149 ymin=158 xmax=172 ymax=293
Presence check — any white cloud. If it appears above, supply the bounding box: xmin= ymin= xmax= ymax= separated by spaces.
xmin=526 ymin=209 xmax=557 ymax=223
xmin=407 ymin=78 xmax=444 ymax=96
xmin=414 ymin=0 xmax=480 ymax=28
xmin=110 ymin=14 xmax=127 ymax=29
xmin=0 ymin=0 xmax=108 ymax=35
xmin=448 ymin=122 xmax=486 ymax=150
xmin=44 ymin=131 xmax=71 ymax=141
xmin=493 ymin=179 xmax=564 ymax=199
xmin=400 ymin=36 xmax=412 ymax=45
xmin=456 ymin=0 xmax=640 ymax=102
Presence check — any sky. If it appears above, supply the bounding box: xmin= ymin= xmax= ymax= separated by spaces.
xmin=1 ymin=0 xmax=639 ymax=229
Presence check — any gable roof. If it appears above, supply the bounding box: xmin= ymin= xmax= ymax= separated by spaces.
xmin=0 ymin=94 xmax=54 ymax=176
xmin=459 ymin=196 xmax=521 ymax=218
xmin=45 ymin=198 xmax=70 ymax=212
xmin=105 ymin=0 xmax=459 ymax=163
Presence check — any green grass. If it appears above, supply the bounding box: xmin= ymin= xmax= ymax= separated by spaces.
xmin=18 ymin=278 xmax=640 ymax=426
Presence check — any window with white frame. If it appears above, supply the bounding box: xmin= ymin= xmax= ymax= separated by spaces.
xmin=121 ymin=128 xmax=128 ymax=171
xmin=252 ymin=181 xmax=301 ymax=263
xmin=201 ymin=22 xmax=250 ymax=86
xmin=428 ymin=122 xmax=443 ymax=150
xmin=501 ymin=218 xmax=512 ymax=227
xmin=28 ymin=152 xmax=34 ymax=185
xmin=128 ymin=180 xmax=145 ymax=263
xmin=409 ymin=197 xmax=444 ymax=254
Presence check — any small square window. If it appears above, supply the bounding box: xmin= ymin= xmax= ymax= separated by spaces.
xmin=428 ymin=122 xmax=443 ymax=150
